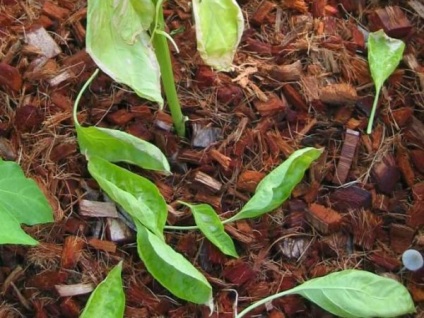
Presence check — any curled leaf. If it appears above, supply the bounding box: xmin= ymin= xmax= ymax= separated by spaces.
xmin=227 ymin=147 xmax=323 ymax=222
xmin=193 ymin=0 xmax=244 ymax=71
xmin=180 ymin=201 xmax=238 ymax=258
xmin=136 ymin=222 xmax=213 ymax=305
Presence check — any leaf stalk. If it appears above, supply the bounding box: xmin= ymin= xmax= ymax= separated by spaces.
xmin=151 ymin=4 xmax=186 ymax=137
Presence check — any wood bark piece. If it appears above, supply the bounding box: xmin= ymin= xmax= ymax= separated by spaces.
xmin=106 ymin=218 xmax=134 ymax=243
xmin=60 ymin=298 xmax=81 ymax=317
xmin=404 ymin=116 xmax=424 ymax=149
xmin=369 ymin=6 xmax=412 ymax=39
xmin=193 ymin=171 xmax=222 ymax=193
xmin=319 ymin=83 xmax=358 ymax=105
xmin=42 ymin=1 xmax=70 ymax=20
xmin=371 ymin=154 xmax=401 ymax=195
xmin=236 ymin=170 xmax=265 ymax=193
xmin=26 ymin=27 xmax=61 ymax=59
xmin=265 ymin=60 xmax=303 ymax=82
xmin=252 ymin=1 xmax=276 ymax=26
xmin=411 ymin=149 xmax=424 ymax=174
xmin=209 ymin=148 xmax=232 ymax=171
xmin=254 ymin=93 xmax=287 ymax=117
xmin=79 ymin=200 xmax=118 ymax=218
xmin=390 ymin=224 xmax=415 ymax=253
xmin=61 ymin=236 xmax=85 ymax=270
xmin=329 ymin=186 xmax=372 ymax=212
xmin=383 ymin=107 xmax=413 ymax=128
xmin=0 ymin=63 xmax=22 ymax=92
xmin=407 ymin=201 xmax=424 ymax=228
xmin=222 ymin=260 xmax=256 ymax=286
xmin=88 ymin=238 xmax=117 ymax=253
xmin=55 ymin=284 xmax=93 ymax=297
xmin=412 ymin=182 xmax=424 ymax=201
xmin=409 ymin=0 xmax=424 ymax=19
xmin=369 ymin=251 xmax=401 ymax=271
xmin=282 ymin=84 xmax=308 ymax=111
xmin=350 ymin=210 xmax=382 ymax=250
xmin=306 ymin=203 xmax=342 ymax=234
xmin=191 ymin=123 xmax=221 ymax=148
xmin=332 ymin=129 xmax=359 ymax=185
xmin=396 ymin=149 xmax=415 ymax=187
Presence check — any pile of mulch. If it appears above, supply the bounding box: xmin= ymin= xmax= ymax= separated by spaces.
xmin=1 ymin=0 xmax=424 ymax=316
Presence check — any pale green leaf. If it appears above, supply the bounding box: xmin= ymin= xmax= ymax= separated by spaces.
xmin=76 ymin=125 xmax=170 ymax=173
xmin=193 ymin=0 xmax=244 ymax=71
xmin=86 ymin=0 xmax=163 ymax=105
xmin=0 ymin=210 xmax=38 ymax=245
xmin=80 ymin=261 xmax=125 ymax=318
xmin=87 ymin=156 xmax=167 ymax=238
xmin=290 ymin=270 xmax=415 ymax=318
xmin=366 ymin=30 xmax=405 ymax=134
xmin=368 ymin=30 xmax=405 ymax=90
xmin=112 ymin=0 xmax=154 ymax=43
xmin=180 ymin=202 xmax=238 ymax=258
xmin=0 ymin=160 xmax=53 ymax=225
xmin=136 ymin=222 xmax=213 ymax=305
xmin=227 ymin=148 xmax=323 ymax=222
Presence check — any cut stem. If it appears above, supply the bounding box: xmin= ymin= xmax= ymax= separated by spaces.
xmin=366 ymin=86 xmax=381 ymax=134
xmin=151 ymin=3 xmax=185 ymax=137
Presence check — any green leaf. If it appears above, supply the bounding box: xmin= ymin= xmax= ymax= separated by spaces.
xmin=366 ymin=29 xmax=405 ymax=134
xmin=80 ymin=261 xmax=125 ymax=318
xmin=0 ymin=160 xmax=53 ymax=225
xmin=136 ymin=222 xmax=213 ymax=306
xmin=290 ymin=270 xmax=415 ymax=318
xmin=87 ymin=156 xmax=167 ymax=238
xmin=0 ymin=211 xmax=38 ymax=245
xmin=180 ymin=202 xmax=238 ymax=258
xmin=112 ymin=0 xmax=154 ymax=43
xmin=86 ymin=0 xmax=163 ymax=105
xmin=227 ymin=147 xmax=322 ymax=222
xmin=193 ymin=0 xmax=244 ymax=71
xmin=76 ymin=125 xmax=170 ymax=173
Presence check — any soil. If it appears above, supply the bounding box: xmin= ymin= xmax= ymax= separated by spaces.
xmin=1 ymin=0 xmax=424 ymax=317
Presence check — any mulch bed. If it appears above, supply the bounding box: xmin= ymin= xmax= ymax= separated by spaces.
xmin=1 ymin=0 xmax=424 ymax=316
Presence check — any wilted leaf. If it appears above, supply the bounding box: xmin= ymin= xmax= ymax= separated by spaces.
xmin=76 ymin=125 xmax=170 ymax=173
xmin=86 ymin=0 xmax=162 ymax=104
xmin=80 ymin=261 xmax=125 ymax=318
xmin=180 ymin=201 xmax=238 ymax=258
xmin=87 ymin=156 xmax=167 ymax=238
xmin=136 ymin=222 xmax=213 ymax=305
xmin=193 ymin=0 xmax=244 ymax=71
xmin=227 ymin=147 xmax=322 ymax=222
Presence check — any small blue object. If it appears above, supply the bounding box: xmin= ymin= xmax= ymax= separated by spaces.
xmin=402 ymin=249 xmax=424 ymax=271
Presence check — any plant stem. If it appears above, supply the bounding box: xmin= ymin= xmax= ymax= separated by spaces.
xmin=235 ymin=289 xmax=295 ymax=318
xmin=73 ymin=68 xmax=99 ymax=127
xmin=164 ymin=225 xmax=199 ymax=231
xmin=366 ymin=86 xmax=381 ymax=134
xmin=151 ymin=4 xmax=185 ymax=137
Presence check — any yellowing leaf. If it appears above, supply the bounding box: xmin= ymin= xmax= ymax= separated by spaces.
xmin=112 ymin=0 xmax=154 ymax=43
xmin=86 ymin=0 xmax=163 ymax=105
xmin=193 ymin=0 xmax=244 ymax=71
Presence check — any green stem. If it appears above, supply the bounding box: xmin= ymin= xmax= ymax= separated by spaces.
xmin=151 ymin=4 xmax=185 ymax=137
xmin=164 ymin=225 xmax=199 ymax=230
xmin=235 ymin=289 xmax=295 ymax=318
xmin=73 ymin=69 xmax=100 ymax=127
xmin=366 ymin=86 xmax=381 ymax=134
